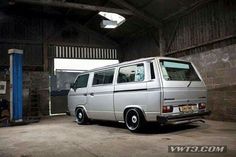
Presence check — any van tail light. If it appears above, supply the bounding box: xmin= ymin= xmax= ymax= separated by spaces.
xmin=198 ymin=103 xmax=206 ymax=109
xmin=163 ymin=105 xmax=173 ymax=113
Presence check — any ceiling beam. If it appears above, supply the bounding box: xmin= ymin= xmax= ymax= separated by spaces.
xmin=110 ymin=0 xmax=162 ymax=28
xmin=83 ymin=0 xmax=111 ymax=26
xmin=12 ymin=0 xmax=134 ymax=15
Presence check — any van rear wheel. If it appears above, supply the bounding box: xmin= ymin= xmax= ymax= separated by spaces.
xmin=76 ymin=108 xmax=88 ymax=124
xmin=125 ymin=108 xmax=144 ymax=132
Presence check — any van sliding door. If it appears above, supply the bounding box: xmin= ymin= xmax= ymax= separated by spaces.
xmin=87 ymin=69 xmax=115 ymax=121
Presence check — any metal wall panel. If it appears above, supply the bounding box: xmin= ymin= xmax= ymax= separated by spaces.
xmin=50 ymin=45 xmax=118 ymax=59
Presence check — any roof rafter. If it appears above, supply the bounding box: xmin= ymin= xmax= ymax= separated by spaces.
xmin=110 ymin=0 xmax=162 ymax=28
xmin=83 ymin=0 xmax=111 ymax=26
xmin=12 ymin=0 xmax=134 ymax=15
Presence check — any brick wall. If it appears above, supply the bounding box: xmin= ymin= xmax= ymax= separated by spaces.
xmin=23 ymin=72 xmax=49 ymax=116
xmin=0 ymin=70 xmax=49 ymax=117
xmin=180 ymin=44 xmax=236 ymax=121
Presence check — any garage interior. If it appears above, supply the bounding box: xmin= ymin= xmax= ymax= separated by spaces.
xmin=0 ymin=0 xmax=236 ymax=157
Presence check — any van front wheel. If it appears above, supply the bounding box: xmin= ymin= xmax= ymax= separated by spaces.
xmin=125 ymin=108 xmax=144 ymax=132
xmin=76 ymin=108 xmax=88 ymax=125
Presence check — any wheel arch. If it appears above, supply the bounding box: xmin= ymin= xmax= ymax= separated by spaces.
xmin=75 ymin=105 xmax=88 ymax=116
xmin=123 ymin=105 xmax=146 ymax=121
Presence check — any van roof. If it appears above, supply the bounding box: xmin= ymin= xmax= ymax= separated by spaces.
xmin=80 ymin=56 xmax=189 ymax=74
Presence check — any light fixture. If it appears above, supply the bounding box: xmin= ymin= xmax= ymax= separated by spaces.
xmin=98 ymin=11 xmax=126 ymax=29
xmin=100 ymin=20 xmax=117 ymax=29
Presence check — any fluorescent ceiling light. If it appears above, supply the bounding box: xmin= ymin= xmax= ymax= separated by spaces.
xmin=98 ymin=11 xmax=126 ymax=29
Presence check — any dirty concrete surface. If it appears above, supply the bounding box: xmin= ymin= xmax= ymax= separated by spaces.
xmin=0 ymin=116 xmax=235 ymax=157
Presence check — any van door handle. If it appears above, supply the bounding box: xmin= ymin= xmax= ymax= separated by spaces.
xmin=83 ymin=94 xmax=87 ymax=96
xmin=90 ymin=93 xmax=94 ymax=96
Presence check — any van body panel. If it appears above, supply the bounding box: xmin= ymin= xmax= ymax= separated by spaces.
xmin=161 ymin=69 xmax=206 ymax=101
xmin=145 ymin=87 xmax=161 ymax=121
xmin=145 ymin=60 xmax=162 ymax=121
xmin=68 ymin=87 xmax=87 ymax=116
xmin=67 ymin=56 xmax=210 ymax=126
xmin=162 ymin=84 xmax=207 ymax=104
xmin=157 ymin=59 xmax=209 ymax=120
xmin=114 ymin=82 xmax=148 ymax=121
xmin=87 ymin=84 xmax=115 ymax=120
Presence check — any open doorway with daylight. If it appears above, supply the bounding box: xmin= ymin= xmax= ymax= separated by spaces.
xmin=50 ymin=58 xmax=119 ymax=116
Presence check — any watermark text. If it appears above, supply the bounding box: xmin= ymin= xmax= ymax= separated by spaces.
xmin=168 ymin=145 xmax=227 ymax=153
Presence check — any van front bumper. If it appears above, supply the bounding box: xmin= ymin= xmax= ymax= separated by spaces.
xmin=156 ymin=110 xmax=211 ymax=125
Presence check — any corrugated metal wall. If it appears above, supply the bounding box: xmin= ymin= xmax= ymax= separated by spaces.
xmin=49 ymin=45 xmax=117 ymax=59
xmin=163 ymin=0 xmax=236 ymax=56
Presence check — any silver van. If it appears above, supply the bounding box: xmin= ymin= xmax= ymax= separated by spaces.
xmin=68 ymin=57 xmax=211 ymax=132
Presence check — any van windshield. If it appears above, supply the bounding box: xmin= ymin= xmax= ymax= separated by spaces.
xmin=160 ymin=60 xmax=201 ymax=81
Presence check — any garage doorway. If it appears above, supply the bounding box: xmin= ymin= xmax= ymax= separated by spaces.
xmin=50 ymin=58 xmax=119 ymax=115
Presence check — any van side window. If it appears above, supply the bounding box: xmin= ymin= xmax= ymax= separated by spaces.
xmin=150 ymin=62 xmax=155 ymax=79
xmin=93 ymin=69 xmax=114 ymax=85
xmin=118 ymin=64 xmax=145 ymax=83
xmin=74 ymin=74 xmax=89 ymax=88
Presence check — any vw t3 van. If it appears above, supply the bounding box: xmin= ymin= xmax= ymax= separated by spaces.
xmin=68 ymin=57 xmax=211 ymax=132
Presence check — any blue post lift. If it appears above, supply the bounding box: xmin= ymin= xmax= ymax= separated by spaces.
xmin=8 ymin=49 xmax=23 ymax=122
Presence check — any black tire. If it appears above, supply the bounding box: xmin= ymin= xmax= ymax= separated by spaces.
xmin=76 ymin=108 xmax=88 ymax=125
xmin=125 ymin=108 xmax=145 ymax=132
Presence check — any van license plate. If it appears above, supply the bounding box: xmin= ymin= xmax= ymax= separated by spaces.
xmin=179 ymin=105 xmax=197 ymax=113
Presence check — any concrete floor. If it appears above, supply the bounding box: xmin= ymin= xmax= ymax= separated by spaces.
xmin=0 ymin=116 xmax=235 ymax=157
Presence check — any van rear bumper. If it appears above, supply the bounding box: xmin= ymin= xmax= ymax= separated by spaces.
xmin=156 ymin=110 xmax=211 ymax=125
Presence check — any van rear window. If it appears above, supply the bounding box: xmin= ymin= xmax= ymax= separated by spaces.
xmin=160 ymin=60 xmax=200 ymax=81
